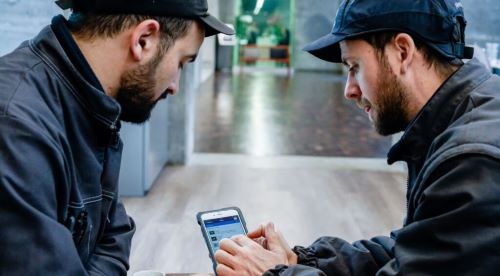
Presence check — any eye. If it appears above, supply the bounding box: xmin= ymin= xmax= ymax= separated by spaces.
xmin=348 ymin=64 xmax=359 ymax=74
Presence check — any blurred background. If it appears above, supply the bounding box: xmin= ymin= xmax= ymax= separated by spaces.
xmin=1 ymin=0 xmax=499 ymax=274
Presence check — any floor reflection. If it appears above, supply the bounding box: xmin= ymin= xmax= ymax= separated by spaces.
xmin=194 ymin=71 xmax=392 ymax=157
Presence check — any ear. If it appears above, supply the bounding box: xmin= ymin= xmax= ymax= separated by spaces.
xmin=129 ymin=19 xmax=161 ymax=62
xmin=392 ymin=33 xmax=416 ymax=75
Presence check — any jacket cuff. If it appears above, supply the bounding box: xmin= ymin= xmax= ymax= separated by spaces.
xmin=263 ymin=265 xmax=289 ymax=275
xmin=292 ymin=245 xmax=318 ymax=267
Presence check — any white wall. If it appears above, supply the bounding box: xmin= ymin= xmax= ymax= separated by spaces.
xmin=0 ymin=0 xmax=61 ymax=56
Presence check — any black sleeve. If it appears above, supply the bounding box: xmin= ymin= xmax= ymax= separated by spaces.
xmin=271 ymin=235 xmax=395 ymax=275
xmin=0 ymin=116 xmax=88 ymax=275
xmin=0 ymin=115 xmax=135 ymax=275
xmin=86 ymin=200 xmax=136 ymax=276
xmin=85 ymin=139 xmax=136 ymax=275
xmin=382 ymin=155 xmax=500 ymax=275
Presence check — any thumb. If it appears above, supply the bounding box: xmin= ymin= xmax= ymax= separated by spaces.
xmin=264 ymin=222 xmax=282 ymax=253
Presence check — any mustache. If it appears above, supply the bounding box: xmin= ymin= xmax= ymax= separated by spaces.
xmin=357 ymin=97 xmax=371 ymax=109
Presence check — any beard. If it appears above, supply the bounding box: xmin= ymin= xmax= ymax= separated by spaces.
xmin=371 ymin=57 xmax=412 ymax=136
xmin=117 ymin=52 xmax=166 ymax=124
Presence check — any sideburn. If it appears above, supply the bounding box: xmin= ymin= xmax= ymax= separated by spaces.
xmin=374 ymin=55 xmax=412 ymax=136
xmin=117 ymin=50 xmax=165 ymax=123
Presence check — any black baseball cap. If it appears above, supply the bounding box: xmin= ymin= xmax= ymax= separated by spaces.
xmin=303 ymin=0 xmax=474 ymax=62
xmin=55 ymin=0 xmax=235 ymax=37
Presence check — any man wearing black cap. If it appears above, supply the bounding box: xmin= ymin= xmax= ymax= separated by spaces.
xmin=215 ymin=0 xmax=500 ymax=275
xmin=0 ymin=0 xmax=233 ymax=274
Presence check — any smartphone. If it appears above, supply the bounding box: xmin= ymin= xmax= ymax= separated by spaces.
xmin=197 ymin=207 xmax=248 ymax=272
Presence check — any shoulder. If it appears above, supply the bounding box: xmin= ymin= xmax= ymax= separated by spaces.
xmin=0 ymin=47 xmax=69 ymax=137
xmin=421 ymin=81 xmax=500 ymax=180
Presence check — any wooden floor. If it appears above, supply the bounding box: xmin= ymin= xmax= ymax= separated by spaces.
xmin=123 ymin=157 xmax=406 ymax=274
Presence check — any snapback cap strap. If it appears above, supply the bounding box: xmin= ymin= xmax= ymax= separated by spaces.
xmin=452 ymin=16 xmax=474 ymax=59
xmin=453 ymin=43 xmax=474 ymax=59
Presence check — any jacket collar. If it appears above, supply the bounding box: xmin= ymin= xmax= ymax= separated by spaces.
xmin=387 ymin=58 xmax=492 ymax=164
xmin=51 ymin=15 xmax=104 ymax=92
xmin=29 ymin=16 xmax=121 ymax=127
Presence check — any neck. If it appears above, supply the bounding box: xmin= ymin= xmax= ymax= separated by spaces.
xmin=72 ymin=34 xmax=128 ymax=98
xmin=408 ymin=62 xmax=460 ymax=118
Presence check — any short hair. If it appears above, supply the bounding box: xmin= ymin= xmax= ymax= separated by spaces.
xmin=357 ymin=31 xmax=463 ymax=79
xmin=67 ymin=13 xmax=194 ymax=53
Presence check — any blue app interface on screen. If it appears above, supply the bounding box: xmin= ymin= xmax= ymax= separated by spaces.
xmin=204 ymin=215 xmax=245 ymax=252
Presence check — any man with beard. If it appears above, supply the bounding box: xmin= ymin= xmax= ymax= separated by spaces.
xmin=215 ymin=0 xmax=500 ymax=275
xmin=0 ymin=0 xmax=233 ymax=274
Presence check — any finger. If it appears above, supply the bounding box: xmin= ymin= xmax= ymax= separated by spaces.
xmin=231 ymin=234 xmax=256 ymax=248
xmin=216 ymin=263 xmax=234 ymax=276
xmin=253 ymin=236 xmax=268 ymax=249
xmin=214 ymin=249 xmax=237 ymax=268
xmin=276 ymin=230 xmax=292 ymax=253
xmin=219 ymin=238 xmax=240 ymax=255
xmin=247 ymin=223 xmax=266 ymax=239
xmin=264 ymin=222 xmax=282 ymax=252
xmin=275 ymin=230 xmax=297 ymax=264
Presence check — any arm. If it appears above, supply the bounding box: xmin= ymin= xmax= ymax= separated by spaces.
xmin=0 ymin=116 xmax=88 ymax=275
xmin=267 ymin=235 xmax=394 ymax=275
xmin=215 ymin=222 xmax=393 ymax=276
xmin=379 ymin=154 xmax=500 ymax=275
xmin=86 ymin=200 xmax=136 ymax=276
xmin=84 ymin=133 xmax=136 ymax=275
xmin=271 ymin=155 xmax=500 ymax=275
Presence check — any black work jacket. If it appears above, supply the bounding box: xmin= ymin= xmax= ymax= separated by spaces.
xmin=0 ymin=18 xmax=135 ymax=275
xmin=266 ymin=59 xmax=500 ymax=275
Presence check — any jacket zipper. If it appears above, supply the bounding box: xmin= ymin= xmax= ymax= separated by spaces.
xmin=405 ymin=174 xmax=409 ymax=213
xmin=108 ymin=118 xmax=119 ymax=145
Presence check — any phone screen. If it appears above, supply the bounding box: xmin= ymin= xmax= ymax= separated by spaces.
xmin=203 ymin=215 xmax=246 ymax=253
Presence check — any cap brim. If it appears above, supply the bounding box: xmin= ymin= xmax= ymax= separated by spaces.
xmin=303 ymin=33 xmax=346 ymax=63
xmin=199 ymin=14 xmax=235 ymax=37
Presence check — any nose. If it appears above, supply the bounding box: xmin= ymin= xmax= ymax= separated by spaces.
xmin=344 ymin=72 xmax=361 ymax=101
xmin=166 ymin=72 xmax=181 ymax=95
xmin=166 ymin=81 xmax=178 ymax=95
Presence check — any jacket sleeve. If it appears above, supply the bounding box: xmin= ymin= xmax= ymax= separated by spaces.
xmin=0 ymin=116 xmax=88 ymax=275
xmin=378 ymin=154 xmax=500 ymax=275
xmin=86 ymin=200 xmax=136 ymax=276
xmin=264 ymin=235 xmax=395 ymax=275
xmin=0 ymin=115 xmax=135 ymax=275
xmin=266 ymin=154 xmax=500 ymax=275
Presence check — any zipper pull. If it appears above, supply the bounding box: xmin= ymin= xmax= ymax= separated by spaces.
xmin=109 ymin=123 xmax=119 ymax=145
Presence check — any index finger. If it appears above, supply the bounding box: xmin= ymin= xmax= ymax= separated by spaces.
xmin=247 ymin=223 xmax=266 ymax=239
xmin=232 ymin=234 xmax=257 ymax=247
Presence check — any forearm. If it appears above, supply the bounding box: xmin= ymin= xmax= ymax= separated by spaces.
xmin=264 ymin=235 xmax=394 ymax=276
xmin=86 ymin=201 xmax=136 ymax=275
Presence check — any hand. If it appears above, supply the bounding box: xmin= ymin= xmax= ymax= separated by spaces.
xmin=214 ymin=223 xmax=296 ymax=276
xmin=247 ymin=222 xmax=297 ymax=265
